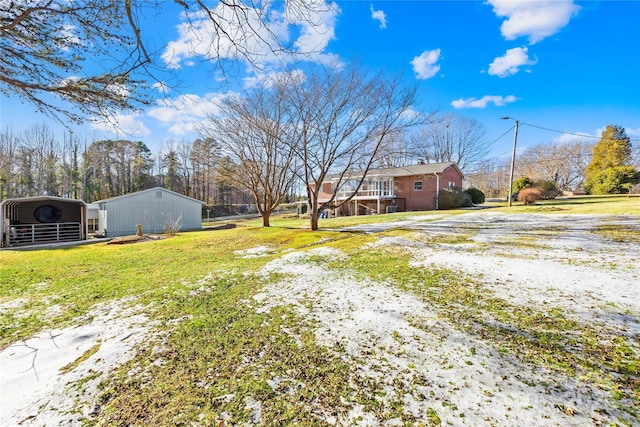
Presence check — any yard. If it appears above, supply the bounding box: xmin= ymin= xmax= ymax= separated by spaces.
xmin=1 ymin=197 xmax=639 ymax=426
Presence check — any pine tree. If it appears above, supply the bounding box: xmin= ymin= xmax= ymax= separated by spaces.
xmin=585 ymin=125 xmax=635 ymax=194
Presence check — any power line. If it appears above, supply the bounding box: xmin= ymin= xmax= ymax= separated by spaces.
xmin=486 ymin=126 xmax=515 ymax=150
xmin=520 ymin=122 xmax=640 ymax=143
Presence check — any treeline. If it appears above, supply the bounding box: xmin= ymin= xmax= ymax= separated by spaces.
xmin=0 ymin=125 xmax=251 ymax=205
xmin=467 ymin=125 xmax=639 ymax=198
xmin=2 ymin=122 xmax=637 ymax=207
xmin=466 ymin=139 xmax=596 ymax=198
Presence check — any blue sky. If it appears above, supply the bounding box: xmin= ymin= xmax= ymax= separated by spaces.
xmin=2 ymin=0 xmax=639 ymax=161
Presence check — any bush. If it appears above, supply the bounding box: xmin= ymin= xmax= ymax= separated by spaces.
xmin=586 ymin=166 xmax=638 ymax=195
xmin=460 ymin=192 xmax=473 ymax=207
xmin=438 ymin=189 xmax=458 ymax=210
xmin=163 ymin=214 xmax=183 ymax=235
xmin=512 ymin=176 xmax=533 ymax=194
xmin=438 ymin=188 xmax=473 ymax=209
xmin=535 ymin=180 xmax=561 ymax=200
xmin=463 ymin=188 xmax=485 ymax=204
xmin=517 ymin=187 xmax=542 ymax=204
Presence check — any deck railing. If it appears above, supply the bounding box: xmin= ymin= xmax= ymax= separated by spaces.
xmin=336 ymin=189 xmax=395 ymax=198
xmin=8 ymin=222 xmax=82 ymax=246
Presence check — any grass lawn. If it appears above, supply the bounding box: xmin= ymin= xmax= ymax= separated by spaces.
xmin=486 ymin=194 xmax=640 ymax=215
xmin=1 ymin=195 xmax=638 ymax=425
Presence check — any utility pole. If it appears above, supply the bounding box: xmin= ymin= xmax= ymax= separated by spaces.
xmin=501 ymin=117 xmax=519 ymax=207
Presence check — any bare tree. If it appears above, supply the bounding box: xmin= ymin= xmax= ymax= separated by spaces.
xmin=201 ymin=78 xmax=299 ymax=227
xmin=0 ymin=128 xmax=19 ymax=199
xmin=410 ymin=113 xmax=489 ymax=172
xmin=518 ymin=140 xmax=594 ymax=191
xmin=1 ymin=0 xmax=335 ymax=123
xmin=21 ymin=124 xmax=58 ymax=196
xmin=285 ymin=64 xmax=419 ymax=231
xmin=84 ymin=139 xmax=154 ymax=201
xmin=175 ymin=141 xmax=194 ymax=197
xmin=372 ymin=133 xmax=422 ymax=168
xmin=58 ymin=131 xmax=82 ymax=198
xmin=162 ymin=148 xmax=182 ymax=193
xmin=190 ymin=138 xmax=218 ymax=204
xmin=465 ymin=158 xmax=510 ymax=198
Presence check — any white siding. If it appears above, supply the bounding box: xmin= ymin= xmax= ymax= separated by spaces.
xmin=98 ymin=188 xmax=203 ymax=237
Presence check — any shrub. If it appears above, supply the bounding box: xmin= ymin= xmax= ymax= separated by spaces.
xmin=438 ymin=188 xmax=473 ymax=209
xmin=535 ymin=180 xmax=561 ymax=200
xmin=512 ymin=176 xmax=533 ymax=194
xmin=586 ymin=166 xmax=638 ymax=195
xmin=460 ymin=192 xmax=473 ymax=207
xmin=517 ymin=187 xmax=542 ymax=204
xmin=438 ymin=189 xmax=458 ymax=210
xmin=163 ymin=214 xmax=183 ymax=235
xmin=463 ymin=187 xmax=485 ymax=204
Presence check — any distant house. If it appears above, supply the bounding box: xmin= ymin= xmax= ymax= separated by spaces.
xmin=1 ymin=196 xmax=87 ymax=247
xmin=96 ymin=187 xmax=204 ymax=237
xmin=317 ymin=161 xmax=464 ymax=216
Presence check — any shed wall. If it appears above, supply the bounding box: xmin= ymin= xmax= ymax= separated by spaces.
xmin=100 ymin=189 xmax=202 ymax=237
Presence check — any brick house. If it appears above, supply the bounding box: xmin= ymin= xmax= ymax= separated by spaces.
xmin=317 ymin=161 xmax=464 ymax=216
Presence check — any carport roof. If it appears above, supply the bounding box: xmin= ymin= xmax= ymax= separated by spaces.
xmin=1 ymin=196 xmax=86 ymax=207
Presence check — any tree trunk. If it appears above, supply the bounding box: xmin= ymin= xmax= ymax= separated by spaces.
xmin=262 ymin=210 xmax=271 ymax=227
xmin=309 ymin=209 xmax=319 ymax=231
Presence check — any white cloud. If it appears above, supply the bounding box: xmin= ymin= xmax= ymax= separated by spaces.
xmin=487 ymin=0 xmax=580 ymax=44
xmin=147 ymin=92 xmax=232 ymax=136
xmin=57 ymin=24 xmax=82 ymax=51
xmin=149 ymin=94 xmax=224 ymax=122
xmin=411 ymin=49 xmax=441 ymax=80
xmin=451 ymin=95 xmax=517 ymax=109
xmin=488 ymin=47 xmax=537 ymax=77
xmin=625 ymin=127 xmax=640 ymax=138
xmin=370 ymin=5 xmax=387 ymax=29
xmin=167 ymin=121 xmax=197 ymax=136
xmin=162 ymin=1 xmax=340 ymax=69
xmin=89 ymin=113 xmax=151 ymax=137
xmin=553 ymin=131 xmax=594 ymax=144
xmin=152 ymin=82 xmax=170 ymax=95
xmin=292 ymin=2 xmax=340 ymax=61
xmin=243 ymin=69 xmax=306 ymax=89
xmin=162 ymin=4 xmax=285 ymax=69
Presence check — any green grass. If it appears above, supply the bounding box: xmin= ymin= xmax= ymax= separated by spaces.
xmin=487 ymin=194 xmax=640 ymax=215
xmin=0 ymin=225 xmax=341 ymax=347
xmin=98 ymin=274 xmax=354 ymax=425
xmin=591 ymin=224 xmax=640 ymax=243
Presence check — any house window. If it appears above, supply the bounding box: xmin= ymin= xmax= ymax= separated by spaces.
xmin=448 ymin=181 xmax=455 ymax=190
xmin=414 ymin=181 xmax=423 ymax=191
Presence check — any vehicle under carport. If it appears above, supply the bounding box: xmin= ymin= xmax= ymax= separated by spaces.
xmin=1 ymin=196 xmax=87 ymax=248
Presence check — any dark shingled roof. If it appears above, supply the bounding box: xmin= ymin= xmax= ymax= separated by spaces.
xmin=325 ymin=162 xmax=463 ymax=180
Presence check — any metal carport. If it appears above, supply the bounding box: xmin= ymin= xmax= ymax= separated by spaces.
xmin=1 ymin=196 xmax=87 ymax=248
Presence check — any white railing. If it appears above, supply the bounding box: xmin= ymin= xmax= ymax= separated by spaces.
xmin=334 ymin=178 xmax=395 ymax=199
xmin=8 ymin=222 xmax=82 ymax=246
xmin=336 ymin=189 xmax=395 ymax=198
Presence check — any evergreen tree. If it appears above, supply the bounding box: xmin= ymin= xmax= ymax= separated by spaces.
xmin=585 ymin=125 xmax=636 ymax=194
